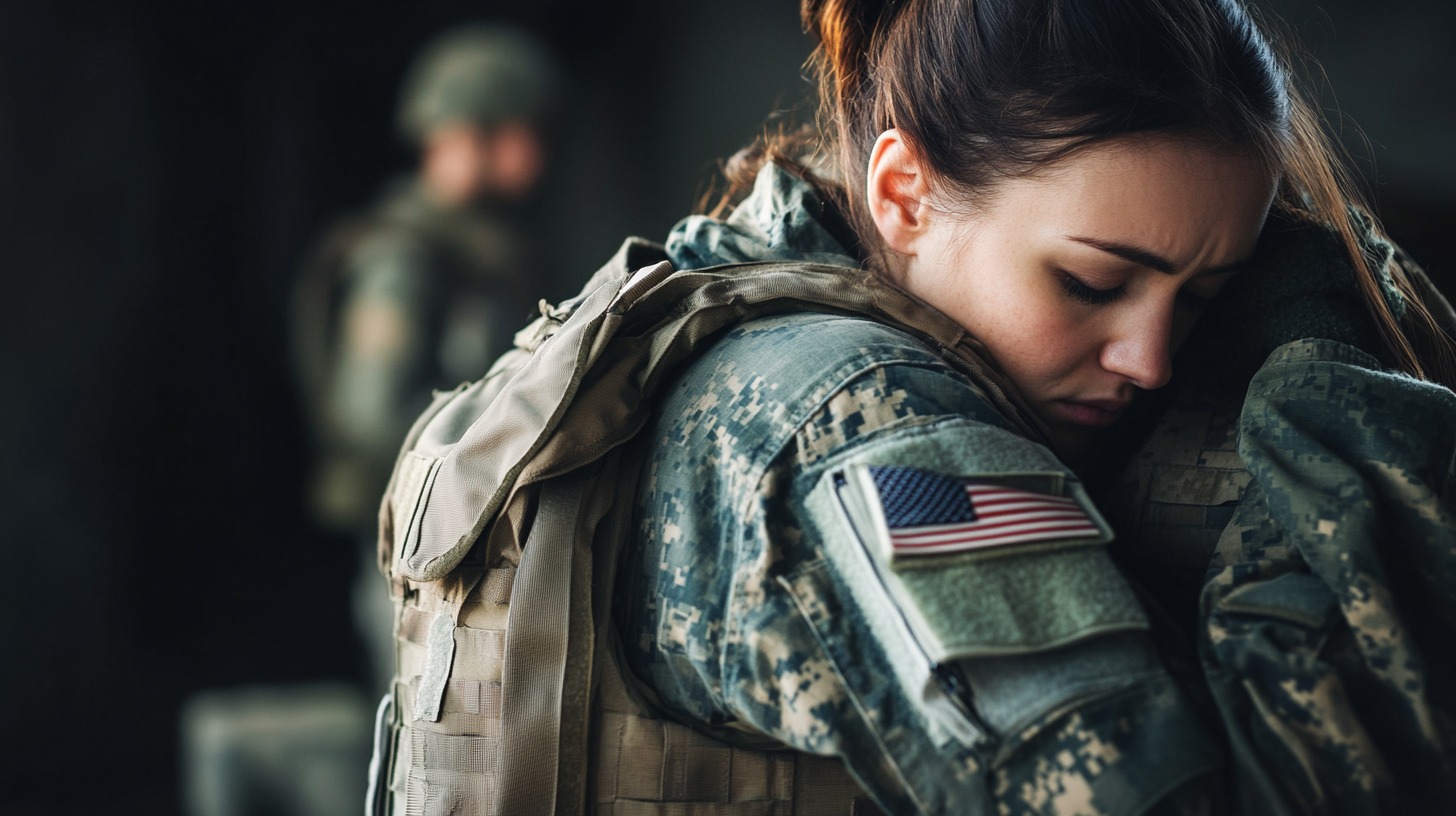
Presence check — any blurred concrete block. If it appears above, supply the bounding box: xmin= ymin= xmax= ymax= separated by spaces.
xmin=181 ymin=682 xmax=372 ymax=816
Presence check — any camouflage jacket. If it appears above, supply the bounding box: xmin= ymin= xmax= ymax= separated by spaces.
xmin=1201 ymin=338 xmax=1456 ymax=813
xmin=623 ymin=165 xmax=1456 ymax=814
xmin=624 ymin=167 xmax=1223 ymax=814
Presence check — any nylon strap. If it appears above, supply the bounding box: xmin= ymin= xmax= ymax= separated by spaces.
xmin=365 ymin=692 xmax=393 ymax=816
xmin=497 ymin=473 xmax=594 ymax=815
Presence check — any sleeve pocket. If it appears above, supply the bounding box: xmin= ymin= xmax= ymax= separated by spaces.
xmin=806 ymin=464 xmax=1163 ymax=746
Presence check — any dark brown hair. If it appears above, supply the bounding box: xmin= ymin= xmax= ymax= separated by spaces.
xmin=721 ymin=0 xmax=1455 ymax=385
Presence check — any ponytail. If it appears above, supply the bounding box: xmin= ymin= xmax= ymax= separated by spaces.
xmin=800 ymin=0 xmax=916 ymax=271
xmin=800 ymin=0 xmax=900 ymax=106
xmin=698 ymin=0 xmax=908 ymax=224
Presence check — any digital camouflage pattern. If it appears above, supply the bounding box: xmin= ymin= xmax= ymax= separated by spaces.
xmin=1104 ymin=208 xmax=1456 ymax=813
xmin=622 ymin=310 xmax=1225 ymax=815
xmin=1101 ymin=335 xmax=1456 ymax=815
xmin=1200 ymin=339 xmax=1456 ymax=814
xmin=1098 ymin=362 xmax=1250 ymax=636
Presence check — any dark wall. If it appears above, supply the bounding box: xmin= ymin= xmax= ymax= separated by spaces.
xmin=1258 ymin=0 xmax=1456 ymax=294
xmin=0 ymin=2 xmax=1450 ymax=814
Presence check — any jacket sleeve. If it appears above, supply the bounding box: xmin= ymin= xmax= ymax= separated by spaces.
xmin=1199 ymin=338 xmax=1456 ymax=814
xmin=627 ymin=319 xmax=1226 ymax=816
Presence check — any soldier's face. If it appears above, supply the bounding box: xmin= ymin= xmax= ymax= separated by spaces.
xmin=883 ymin=134 xmax=1274 ymax=458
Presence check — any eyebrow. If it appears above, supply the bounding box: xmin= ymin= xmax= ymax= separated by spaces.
xmin=1067 ymin=236 xmax=1253 ymax=277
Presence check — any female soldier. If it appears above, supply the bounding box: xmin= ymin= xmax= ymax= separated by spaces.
xmin=622 ymin=0 xmax=1456 ymax=813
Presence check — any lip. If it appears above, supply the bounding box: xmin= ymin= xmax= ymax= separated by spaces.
xmin=1049 ymin=398 xmax=1131 ymax=427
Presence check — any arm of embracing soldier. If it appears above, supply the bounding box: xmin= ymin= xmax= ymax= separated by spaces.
xmin=1198 ymin=338 xmax=1456 ymax=814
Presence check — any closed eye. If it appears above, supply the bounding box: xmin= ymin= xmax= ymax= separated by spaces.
xmin=1058 ymin=271 xmax=1125 ymax=306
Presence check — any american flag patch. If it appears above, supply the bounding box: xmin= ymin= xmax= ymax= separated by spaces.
xmin=868 ymin=466 xmax=1100 ymax=556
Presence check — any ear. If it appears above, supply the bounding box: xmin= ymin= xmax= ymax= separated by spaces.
xmin=866 ymin=129 xmax=935 ymax=255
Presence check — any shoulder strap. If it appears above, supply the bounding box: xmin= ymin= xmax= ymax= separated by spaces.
xmin=497 ymin=472 xmax=594 ymax=816
xmin=391 ymin=243 xmax=1048 ymax=584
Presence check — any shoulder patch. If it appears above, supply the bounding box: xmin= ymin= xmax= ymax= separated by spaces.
xmin=805 ymin=461 xmax=1140 ymax=669
xmin=851 ymin=466 xmax=1106 ymax=563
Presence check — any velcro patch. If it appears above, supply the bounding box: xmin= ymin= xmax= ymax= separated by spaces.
xmin=815 ymin=463 xmax=1136 ymax=669
xmin=862 ymin=466 xmax=1102 ymax=561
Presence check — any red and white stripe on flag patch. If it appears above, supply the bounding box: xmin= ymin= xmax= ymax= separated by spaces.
xmin=866 ymin=466 xmax=1099 ymax=556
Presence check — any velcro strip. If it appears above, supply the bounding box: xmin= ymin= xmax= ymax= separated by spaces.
xmin=410 ymin=730 xmax=498 ymax=775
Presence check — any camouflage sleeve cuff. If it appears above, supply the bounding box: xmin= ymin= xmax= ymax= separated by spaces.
xmin=1256 ymin=337 xmax=1384 ymax=372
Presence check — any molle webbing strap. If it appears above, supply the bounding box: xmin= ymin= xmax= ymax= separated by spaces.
xmin=793 ymin=755 xmax=882 ymax=816
xmin=411 ymin=571 xmax=480 ymax=724
xmin=411 ymin=729 xmax=497 ymax=778
xmin=595 ymin=709 xmax=792 ymax=804
xmin=404 ymin=731 xmax=496 ymax=816
xmin=593 ymin=708 xmax=880 ymax=815
xmin=442 ymin=678 xmax=501 ymax=719
xmin=399 ymin=606 xmax=507 ymax=673
xmin=497 ymin=473 xmax=595 ymax=815
xmin=592 ymin=638 xmax=878 ymax=815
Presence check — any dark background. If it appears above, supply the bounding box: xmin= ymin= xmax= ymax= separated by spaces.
xmin=1 ymin=1 xmax=1451 ymax=813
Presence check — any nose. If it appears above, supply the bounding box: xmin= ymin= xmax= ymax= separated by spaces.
xmin=1100 ymin=304 xmax=1175 ymax=391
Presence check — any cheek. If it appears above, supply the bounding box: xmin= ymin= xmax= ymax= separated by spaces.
xmin=978 ymin=296 xmax=1105 ymax=389
xmin=909 ymin=234 xmax=1098 ymax=385
xmin=974 ymin=271 xmax=1079 ymax=339
xmin=994 ymin=322 xmax=1084 ymax=377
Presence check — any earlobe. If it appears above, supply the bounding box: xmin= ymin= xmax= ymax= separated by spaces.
xmin=866 ymin=129 xmax=933 ymax=256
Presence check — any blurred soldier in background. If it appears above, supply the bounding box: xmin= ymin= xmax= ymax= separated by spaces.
xmin=181 ymin=25 xmax=561 ymax=816
xmin=292 ymin=23 xmax=562 ymax=696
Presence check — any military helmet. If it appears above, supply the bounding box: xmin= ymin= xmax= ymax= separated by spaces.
xmin=397 ymin=24 xmax=561 ymax=144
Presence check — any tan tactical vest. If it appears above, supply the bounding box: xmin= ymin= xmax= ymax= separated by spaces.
xmin=367 ymin=239 xmax=1046 ymax=816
